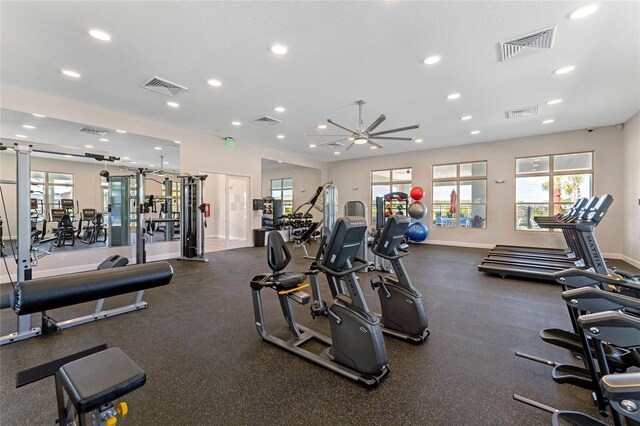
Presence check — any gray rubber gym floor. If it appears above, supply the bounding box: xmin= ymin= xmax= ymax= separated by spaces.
xmin=1 ymin=245 xmax=638 ymax=425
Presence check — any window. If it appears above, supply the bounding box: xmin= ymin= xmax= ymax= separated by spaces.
xmin=515 ymin=152 xmax=593 ymax=231
xmin=432 ymin=161 xmax=487 ymax=228
xmin=270 ymin=178 xmax=293 ymax=215
xmin=371 ymin=168 xmax=412 ymax=222
xmin=30 ymin=171 xmax=74 ymax=220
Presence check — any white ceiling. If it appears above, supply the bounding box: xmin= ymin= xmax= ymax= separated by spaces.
xmin=0 ymin=109 xmax=180 ymax=170
xmin=1 ymin=1 xmax=638 ymax=162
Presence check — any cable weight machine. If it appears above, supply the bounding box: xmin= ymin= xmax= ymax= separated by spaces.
xmin=177 ymin=174 xmax=208 ymax=262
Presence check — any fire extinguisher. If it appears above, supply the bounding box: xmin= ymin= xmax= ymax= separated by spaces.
xmin=203 ymin=203 xmax=211 ymax=218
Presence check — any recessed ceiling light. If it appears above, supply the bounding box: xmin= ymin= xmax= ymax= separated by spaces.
xmin=446 ymin=93 xmax=461 ymax=100
xmin=99 ymin=138 xmax=109 ymax=142
xmin=231 ymin=121 xmax=241 ymax=126
xmin=334 ymin=151 xmax=341 ymax=155
xmin=309 ymin=144 xmax=317 ymax=148
xmin=570 ymin=4 xmax=598 ymax=19
xmin=278 ymin=161 xmax=283 ymax=163
xmin=546 ymin=99 xmax=563 ymax=105
xmin=423 ymin=55 xmax=441 ymax=65
xmin=542 ymin=119 xmax=555 ymax=124
xmin=62 ymin=70 xmax=81 ymax=78
xmin=16 ymin=134 xmax=27 ymax=138
xmin=460 ymin=115 xmax=472 ymax=121
xmin=84 ymin=144 xmax=94 ymax=148
xmin=274 ymin=106 xmax=285 ymax=113
xmin=271 ymin=44 xmax=288 ymax=55
xmin=154 ymin=146 xmax=162 ymax=150
xmin=149 ymin=164 xmax=155 ymax=167
xmin=130 ymin=161 xmax=137 ymax=164
xmin=414 ymin=139 xmax=423 ymax=143
xmin=166 ymin=101 xmax=180 ymax=108
xmin=207 ymin=79 xmax=222 ymax=87
xmin=470 ymin=130 xmax=480 ymax=135
xmin=64 ymin=155 xmax=73 ymax=158
xmin=22 ymin=125 xmax=35 ymax=129
xmin=370 ymin=146 xmax=378 ymax=150
xmin=122 ymin=157 xmax=130 ymax=160
xmin=174 ymin=140 xmax=181 ymax=144
xmin=116 ymin=129 xmax=127 ymax=133
xmin=317 ymin=124 xmax=327 ymax=129
xmin=276 ymin=135 xmax=285 ymax=139
xmin=88 ymin=29 xmax=111 ymax=41
xmin=32 ymin=113 xmax=46 ymax=118
xmin=554 ymin=66 xmax=575 ymax=75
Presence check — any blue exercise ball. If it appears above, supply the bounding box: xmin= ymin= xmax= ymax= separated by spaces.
xmin=407 ymin=222 xmax=429 ymax=242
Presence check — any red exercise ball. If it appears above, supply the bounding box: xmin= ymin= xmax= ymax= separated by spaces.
xmin=410 ymin=186 xmax=424 ymax=201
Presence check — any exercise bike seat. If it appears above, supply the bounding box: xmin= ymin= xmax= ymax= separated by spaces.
xmin=272 ymin=273 xmax=306 ymax=289
xmin=56 ymin=347 xmax=146 ymax=414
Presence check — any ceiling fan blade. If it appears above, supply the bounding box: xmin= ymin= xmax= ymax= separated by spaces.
xmin=304 ymin=134 xmax=350 ymax=137
xmin=368 ymin=140 xmax=384 ymax=149
xmin=345 ymin=141 xmax=356 ymax=151
xmin=317 ymin=138 xmax=349 ymax=147
xmin=370 ymin=136 xmax=414 ymax=141
xmin=327 ymin=119 xmax=358 ymax=135
xmin=369 ymin=124 xmax=420 ymax=137
xmin=365 ymin=114 xmax=386 ymax=133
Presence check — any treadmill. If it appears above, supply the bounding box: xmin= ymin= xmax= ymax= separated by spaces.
xmin=484 ymin=197 xmax=598 ymax=267
xmin=488 ymin=197 xmax=590 ymax=261
xmin=478 ymin=195 xmax=613 ymax=281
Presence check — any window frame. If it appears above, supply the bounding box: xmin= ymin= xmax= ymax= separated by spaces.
xmin=270 ymin=178 xmax=294 ymax=215
xmin=30 ymin=170 xmax=74 ymax=220
xmin=514 ymin=150 xmax=594 ymax=232
xmin=370 ymin=167 xmax=413 ymax=223
xmin=432 ymin=161 xmax=488 ymax=229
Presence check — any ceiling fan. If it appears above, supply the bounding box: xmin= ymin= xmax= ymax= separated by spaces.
xmin=309 ymin=100 xmax=420 ymax=150
xmin=147 ymin=155 xmax=167 ymax=177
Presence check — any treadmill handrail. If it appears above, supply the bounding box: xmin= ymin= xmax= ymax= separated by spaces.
xmin=555 ymin=268 xmax=640 ymax=291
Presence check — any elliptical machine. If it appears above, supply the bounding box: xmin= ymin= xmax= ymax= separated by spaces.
xmin=370 ymin=215 xmax=429 ymax=343
xmin=250 ymin=217 xmax=389 ymax=385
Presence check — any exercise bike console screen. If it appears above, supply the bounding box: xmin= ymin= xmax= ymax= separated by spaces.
xmin=373 ymin=215 xmax=410 ymax=257
xmin=320 ymin=216 xmax=367 ymax=271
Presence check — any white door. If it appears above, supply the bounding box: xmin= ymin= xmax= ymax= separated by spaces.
xmin=225 ymin=175 xmax=250 ymax=249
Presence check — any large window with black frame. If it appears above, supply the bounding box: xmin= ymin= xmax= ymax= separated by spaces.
xmin=371 ymin=168 xmax=412 ymax=223
xmin=515 ymin=151 xmax=593 ymax=231
xmin=270 ymin=178 xmax=294 ymax=215
xmin=432 ymin=161 xmax=487 ymax=228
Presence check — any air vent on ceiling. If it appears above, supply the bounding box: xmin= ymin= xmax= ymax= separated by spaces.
xmin=251 ymin=116 xmax=282 ymax=126
xmin=79 ymin=126 xmax=110 ymax=136
xmin=500 ymin=26 xmax=557 ymax=62
xmin=142 ymin=76 xmax=189 ymax=97
xmin=506 ymin=105 xmax=540 ymax=119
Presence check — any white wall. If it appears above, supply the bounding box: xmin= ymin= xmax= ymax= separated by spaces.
xmin=261 ymin=164 xmax=322 ymax=220
xmin=622 ymin=112 xmax=640 ymax=266
xmin=328 ymin=126 xmax=627 ymax=255
xmin=203 ymin=173 xmax=226 ymax=238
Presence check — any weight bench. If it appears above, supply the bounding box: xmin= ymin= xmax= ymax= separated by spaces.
xmin=16 ymin=345 xmax=146 ymax=426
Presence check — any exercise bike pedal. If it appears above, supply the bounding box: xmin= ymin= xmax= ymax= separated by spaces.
xmin=370 ymin=275 xmax=384 ymax=290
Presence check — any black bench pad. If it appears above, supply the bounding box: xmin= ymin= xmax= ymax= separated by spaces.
xmin=58 ymin=347 xmax=146 ymax=413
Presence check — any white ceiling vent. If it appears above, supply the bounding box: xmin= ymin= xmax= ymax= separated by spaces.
xmin=78 ymin=126 xmax=110 ymax=136
xmin=505 ymin=105 xmax=540 ymax=119
xmin=252 ymin=116 xmax=282 ymax=126
xmin=500 ymin=26 xmax=557 ymax=62
xmin=142 ymin=76 xmax=189 ymax=97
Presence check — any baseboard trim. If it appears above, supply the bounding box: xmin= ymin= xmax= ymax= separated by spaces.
xmin=422 ymin=240 xmax=494 ymax=250
xmin=603 ymin=252 xmax=640 ymax=269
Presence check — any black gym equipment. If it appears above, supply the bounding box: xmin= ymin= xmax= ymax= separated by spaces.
xmin=370 ymin=215 xmax=429 ymax=343
xmin=16 ymin=345 xmax=146 ymax=426
xmin=250 ymin=217 xmax=389 ymax=386
xmin=478 ymin=195 xmax=614 ymax=281
xmin=78 ymin=209 xmax=107 ymax=244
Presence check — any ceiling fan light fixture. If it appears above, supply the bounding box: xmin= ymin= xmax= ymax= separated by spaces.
xmin=354 ymin=137 xmax=368 ymax=145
